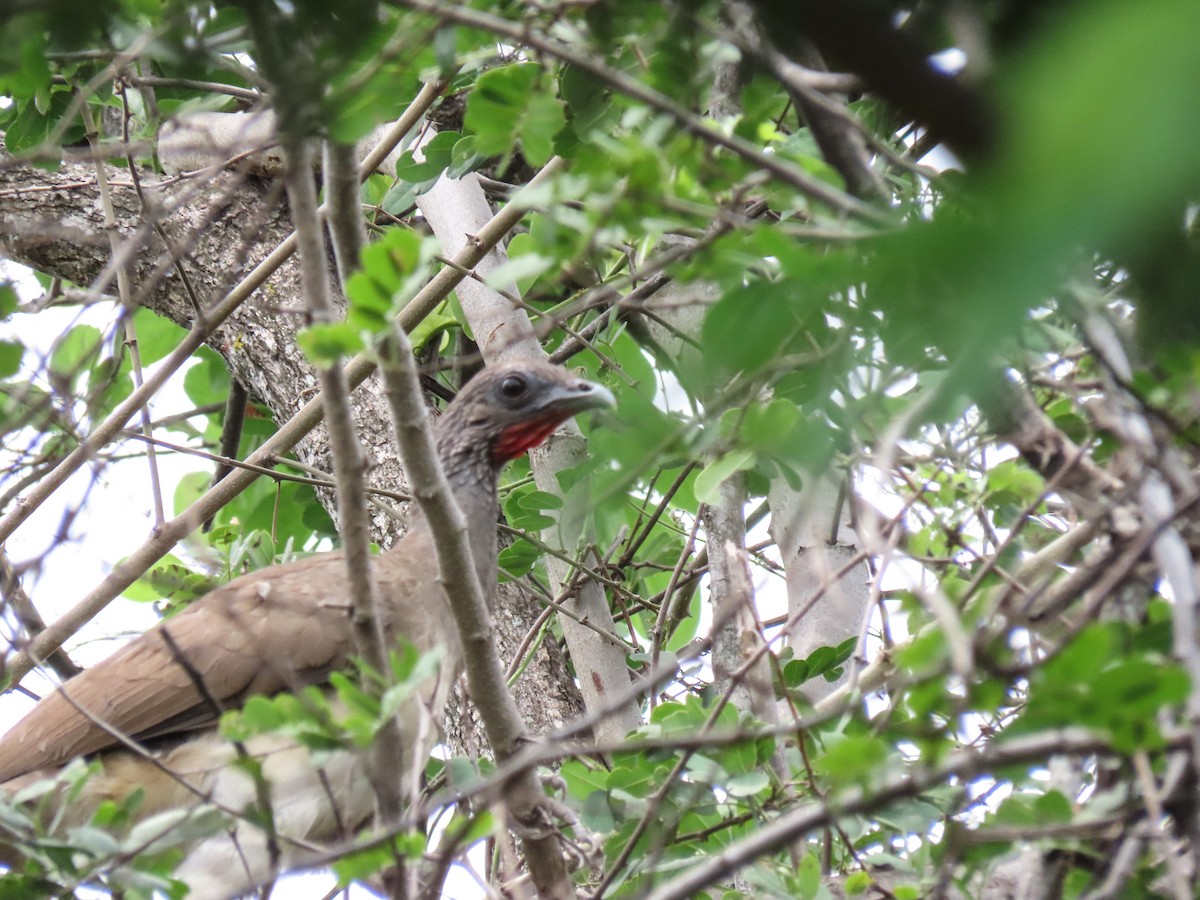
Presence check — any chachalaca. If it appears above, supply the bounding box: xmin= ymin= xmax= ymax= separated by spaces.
xmin=0 ymin=359 xmax=614 ymax=898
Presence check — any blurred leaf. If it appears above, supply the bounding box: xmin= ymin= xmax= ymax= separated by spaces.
xmin=845 ymin=871 xmax=872 ymax=896
xmin=126 ymin=560 xmax=218 ymax=605
xmin=694 ymin=449 xmax=754 ymax=505
xmin=465 ymin=63 xmax=565 ymax=165
xmin=701 ymin=282 xmax=801 ymax=379
xmin=50 ymin=325 xmax=102 ymax=385
xmin=132 ymin=308 xmax=187 ymax=366
xmin=814 ymin=733 xmax=890 ymax=789
xmin=121 ymin=807 xmax=223 ymax=855
xmin=986 ymin=459 xmax=1046 ymax=506
xmin=297 ymin=322 xmax=364 ymax=364
xmin=331 ymin=833 xmax=426 ymax=885
xmin=726 ymin=771 xmax=769 ymax=797
xmin=183 ymin=346 xmax=231 ymax=407
xmin=0 ymin=340 xmax=23 ymax=378
xmin=0 ymin=283 xmax=18 ymax=319
xmin=581 ymin=790 xmax=617 ymax=833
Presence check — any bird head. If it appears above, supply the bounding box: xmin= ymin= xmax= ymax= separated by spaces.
xmin=436 ymin=360 xmax=616 ymax=469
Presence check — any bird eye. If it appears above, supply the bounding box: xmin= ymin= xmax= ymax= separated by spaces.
xmin=499 ymin=374 xmax=528 ymax=398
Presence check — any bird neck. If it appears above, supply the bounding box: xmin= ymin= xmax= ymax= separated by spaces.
xmin=435 ymin=426 xmax=503 ymax=521
xmin=403 ymin=421 xmax=503 ymax=596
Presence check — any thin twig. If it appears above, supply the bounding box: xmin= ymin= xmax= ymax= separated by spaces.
xmin=78 ymin=86 xmax=166 ymax=527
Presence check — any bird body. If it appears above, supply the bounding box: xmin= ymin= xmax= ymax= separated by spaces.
xmin=0 ymin=360 xmax=613 ymax=899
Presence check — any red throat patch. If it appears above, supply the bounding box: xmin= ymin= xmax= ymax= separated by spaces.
xmin=493 ymin=416 xmax=564 ymax=462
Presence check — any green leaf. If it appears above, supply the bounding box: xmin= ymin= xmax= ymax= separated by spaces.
xmin=126 ymin=561 xmax=218 ymax=605
xmin=648 ymin=696 xmax=712 ymax=732
xmin=896 ymin=629 xmax=947 ymax=675
xmin=408 ymin=302 xmax=456 ymax=354
xmin=446 ymin=756 xmax=486 ymax=791
xmin=504 ymin=232 xmax=553 ymax=295
xmin=343 ymin=227 xmax=429 ymax=331
xmin=485 ymin=253 xmax=556 ymax=291
xmin=228 ymin=529 xmax=276 ymax=575
xmin=443 ymin=810 xmax=496 ymax=846
xmin=394 ymin=129 xmax=461 ymax=182
xmin=986 ymin=459 xmax=1046 ymax=506
xmin=560 ymin=758 xmax=609 ymax=800
xmin=740 ymin=399 xmax=801 ymax=454
xmin=172 ymin=472 xmax=210 ymax=519
xmin=804 ymin=646 xmax=835 ymax=680
xmin=520 ymin=85 xmax=567 ymax=166
xmin=608 ymin=759 xmax=670 ymax=799
xmin=581 ymin=790 xmax=617 ymax=833
xmin=0 ymin=340 xmax=23 ymax=378
xmin=221 ymin=697 xmax=283 ymax=741
xmin=814 ymin=734 xmax=889 ymax=788
xmin=381 ymin=181 xmax=420 ymax=217
xmin=783 ymin=659 xmax=810 ymax=688
xmin=465 ymin=63 xmax=565 ymax=165
xmin=132 ymin=308 xmax=187 ymax=366
xmin=332 ymin=833 xmax=426 ymax=884
xmin=121 ymin=807 xmax=224 ymax=854
xmin=845 ymin=872 xmax=872 ymax=896
xmin=331 ymin=842 xmax=399 ymax=884
xmin=701 ymin=281 xmax=818 ymax=379
xmin=297 ymin=322 xmax=364 ymax=365
xmin=684 ymin=754 xmax=727 ymax=785
xmin=1043 ymin=624 xmax=1112 ymax=685
xmin=379 ymin=649 xmax=443 ymax=720
xmin=183 ymin=346 xmax=231 ymax=407
xmin=0 ymin=282 xmax=18 ymax=319
xmin=1033 ymin=790 xmax=1074 ymax=825
xmin=498 ymin=538 xmax=540 ymax=579
xmin=50 ymin=324 xmax=102 ymax=384
xmin=6 ymin=91 xmax=82 ymax=154
xmin=693 ymin=450 xmax=754 ymax=505
xmin=797 ymin=853 xmax=822 ymax=899
xmin=64 ymin=824 xmax=121 ymax=857
xmin=725 ymin=771 xmax=769 ymax=797
xmin=504 ymin=484 xmax=564 ymax=534
xmin=449 ymin=134 xmax=483 ymax=177
xmin=560 ymin=62 xmax=615 ymax=141
xmin=329 ymin=671 xmax=381 ymax=722
xmin=520 ymin=489 xmax=563 ymax=511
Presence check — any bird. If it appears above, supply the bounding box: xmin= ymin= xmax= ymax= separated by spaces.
xmin=0 ymin=358 xmax=614 ymax=899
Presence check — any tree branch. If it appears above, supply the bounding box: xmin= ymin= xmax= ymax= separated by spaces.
xmin=376 ymin=327 xmax=574 ymax=900
xmin=2 ymin=148 xmax=565 ymax=687
xmin=391 ymin=0 xmax=885 ymax=223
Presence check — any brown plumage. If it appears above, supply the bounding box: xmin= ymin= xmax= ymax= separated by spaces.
xmin=0 ymin=359 xmax=613 ymax=898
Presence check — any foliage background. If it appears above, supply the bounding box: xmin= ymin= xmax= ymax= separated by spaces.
xmin=1 ymin=0 xmax=1200 ymax=897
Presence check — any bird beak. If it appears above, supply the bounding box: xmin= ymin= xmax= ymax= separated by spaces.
xmin=540 ymin=378 xmax=616 ymax=419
